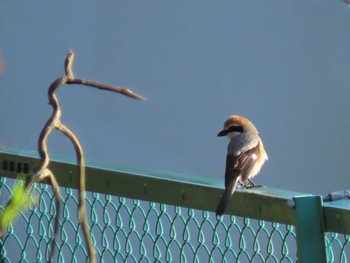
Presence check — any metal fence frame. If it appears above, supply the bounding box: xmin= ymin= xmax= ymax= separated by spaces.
xmin=0 ymin=148 xmax=349 ymax=262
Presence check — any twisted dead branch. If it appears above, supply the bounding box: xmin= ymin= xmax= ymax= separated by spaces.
xmin=0 ymin=50 xmax=145 ymax=263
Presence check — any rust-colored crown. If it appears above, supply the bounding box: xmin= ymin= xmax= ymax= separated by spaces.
xmin=222 ymin=115 xmax=258 ymax=133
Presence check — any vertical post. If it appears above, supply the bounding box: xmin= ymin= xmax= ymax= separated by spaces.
xmin=294 ymin=195 xmax=327 ymax=263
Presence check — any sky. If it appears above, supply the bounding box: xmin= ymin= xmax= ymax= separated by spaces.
xmin=1 ymin=1 xmax=350 ymax=196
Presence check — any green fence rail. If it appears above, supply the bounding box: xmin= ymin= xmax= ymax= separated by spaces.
xmin=0 ymin=148 xmax=349 ymax=262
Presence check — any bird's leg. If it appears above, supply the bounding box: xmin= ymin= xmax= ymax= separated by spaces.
xmin=236 ymin=180 xmax=245 ymax=188
xmin=242 ymin=179 xmax=263 ymax=188
xmin=238 ymin=180 xmax=251 ymax=188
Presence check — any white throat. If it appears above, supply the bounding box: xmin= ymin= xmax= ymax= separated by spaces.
xmin=227 ymin=132 xmax=242 ymax=139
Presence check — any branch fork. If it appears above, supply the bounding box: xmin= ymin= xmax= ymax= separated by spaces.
xmin=1 ymin=50 xmax=145 ymax=263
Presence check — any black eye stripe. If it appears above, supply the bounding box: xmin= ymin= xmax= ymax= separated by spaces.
xmin=227 ymin=126 xmax=243 ymax=133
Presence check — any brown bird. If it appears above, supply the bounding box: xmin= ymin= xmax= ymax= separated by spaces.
xmin=216 ymin=115 xmax=268 ymax=216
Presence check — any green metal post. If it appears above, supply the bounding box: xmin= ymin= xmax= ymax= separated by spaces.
xmin=294 ymin=195 xmax=327 ymax=263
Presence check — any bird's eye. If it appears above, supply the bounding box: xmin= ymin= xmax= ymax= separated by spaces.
xmin=227 ymin=125 xmax=243 ymax=133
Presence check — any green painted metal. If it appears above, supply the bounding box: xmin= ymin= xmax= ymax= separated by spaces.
xmin=294 ymin=195 xmax=327 ymax=263
xmin=323 ymin=200 xmax=350 ymax=234
xmin=323 ymin=200 xmax=350 ymax=262
xmin=0 ymin=148 xmax=303 ymax=225
xmin=0 ymin=148 xmax=349 ymax=261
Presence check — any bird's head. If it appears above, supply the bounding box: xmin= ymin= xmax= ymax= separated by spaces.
xmin=217 ymin=115 xmax=258 ymax=139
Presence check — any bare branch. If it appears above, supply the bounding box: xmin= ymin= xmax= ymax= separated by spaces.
xmin=0 ymin=50 xmax=145 ymax=263
xmin=68 ymin=79 xmax=146 ymax=101
xmin=56 ymin=123 xmax=96 ymax=261
xmin=32 ymin=168 xmax=62 ymax=263
xmin=65 ymin=50 xmax=75 ymax=78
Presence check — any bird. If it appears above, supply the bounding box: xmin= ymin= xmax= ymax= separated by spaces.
xmin=216 ymin=115 xmax=268 ymax=216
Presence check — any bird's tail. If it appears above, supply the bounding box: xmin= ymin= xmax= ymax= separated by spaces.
xmin=216 ymin=176 xmax=239 ymax=216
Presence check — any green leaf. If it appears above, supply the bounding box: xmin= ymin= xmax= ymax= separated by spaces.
xmin=0 ymin=179 xmax=36 ymax=230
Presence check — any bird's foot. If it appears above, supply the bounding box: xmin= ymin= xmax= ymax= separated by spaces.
xmin=236 ymin=181 xmax=245 ymax=188
xmin=241 ymin=179 xmax=264 ymax=189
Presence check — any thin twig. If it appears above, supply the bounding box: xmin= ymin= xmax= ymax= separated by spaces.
xmin=56 ymin=123 xmax=96 ymax=261
xmin=32 ymin=168 xmax=62 ymax=262
xmin=0 ymin=50 xmax=145 ymax=263
xmin=67 ymin=79 xmax=146 ymax=101
xmin=65 ymin=50 xmax=74 ymax=78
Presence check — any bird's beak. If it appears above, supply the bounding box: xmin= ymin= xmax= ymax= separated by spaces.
xmin=217 ymin=129 xmax=228 ymax=137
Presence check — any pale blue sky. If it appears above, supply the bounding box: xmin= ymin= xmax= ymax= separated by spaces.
xmin=1 ymin=1 xmax=350 ymax=195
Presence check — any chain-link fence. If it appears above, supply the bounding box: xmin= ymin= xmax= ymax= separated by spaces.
xmin=0 ymin=149 xmax=349 ymax=262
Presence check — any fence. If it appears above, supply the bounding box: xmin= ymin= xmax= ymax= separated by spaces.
xmin=0 ymin=148 xmax=349 ymax=262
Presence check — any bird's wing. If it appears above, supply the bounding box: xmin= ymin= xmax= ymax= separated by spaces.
xmin=225 ymin=142 xmax=261 ymax=187
xmin=224 ymin=154 xmax=240 ymax=188
xmin=217 ymin=147 xmax=259 ymax=216
xmin=217 ymin=143 xmax=261 ymax=216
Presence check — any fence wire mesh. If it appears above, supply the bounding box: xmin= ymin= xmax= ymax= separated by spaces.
xmin=0 ymin=177 xmax=300 ymax=263
xmin=1 ymin=175 xmax=349 ymax=262
xmin=325 ymin=233 xmax=350 ymax=263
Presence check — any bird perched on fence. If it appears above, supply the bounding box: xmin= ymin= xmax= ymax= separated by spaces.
xmin=216 ymin=115 xmax=268 ymax=216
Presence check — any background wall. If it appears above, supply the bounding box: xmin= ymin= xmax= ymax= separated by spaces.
xmin=1 ymin=1 xmax=350 ymax=195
